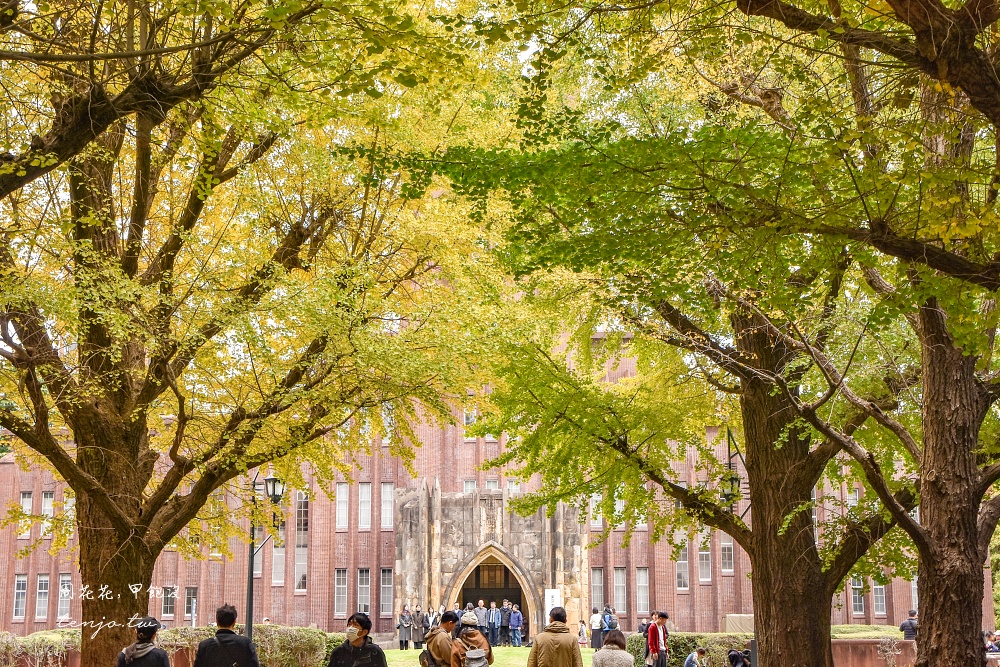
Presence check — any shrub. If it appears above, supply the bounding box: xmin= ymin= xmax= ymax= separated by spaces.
xmin=17 ymin=630 xmax=81 ymax=667
xmin=324 ymin=633 xmax=346 ymax=663
xmin=0 ymin=632 xmax=19 ymax=667
xmin=250 ymin=625 xmax=328 ymax=667
xmin=625 ymin=632 xmax=753 ymax=667
xmin=158 ymin=626 xmax=216 ymax=656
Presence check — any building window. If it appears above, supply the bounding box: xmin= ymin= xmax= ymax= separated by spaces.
xmin=380 ymin=568 xmax=393 ymax=616
xmin=464 ymin=480 xmax=477 ymax=494
xmin=58 ymin=574 xmax=72 ymax=620
xmin=699 ymin=532 xmax=712 ymax=582
xmin=507 ymin=480 xmax=520 ymax=495
xmin=851 ymin=576 xmax=865 ymax=615
xmin=253 ymin=525 xmax=264 ymax=576
xmin=294 ymin=491 xmax=308 ymax=591
xmin=272 ymin=521 xmax=285 ymax=585
xmin=848 ymin=488 xmax=859 ymax=508
xmin=63 ymin=495 xmax=75 ymax=536
xmin=674 ymin=482 xmax=687 ymax=510
xmin=14 ymin=575 xmax=27 ymax=619
xmin=334 ymin=569 xmax=348 ymax=616
xmin=35 ymin=574 xmax=49 ymax=619
xmin=41 ymin=491 xmax=54 ymax=538
xmin=911 ymin=577 xmax=918 ymax=612
xmin=720 ymin=533 xmax=735 ymax=573
xmin=676 ymin=543 xmax=690 ymax=590
xmin=590 ymin=568 xmax=604 ymax=611
xmin=485 ymin=479 xmax=499 ymax=490
xmin=185 ymin=587 xmax=198 ymax=620
xmin=464 ymin=409 xmax=477 ymax=427
xmin=336 ymin=483 xmax=349 ymax=529
xmin=358 ymin=569 xmax=371 ymax=613
xmin=19 ymin=492 xmax=31 ymax=538
xmin=381 ymin=405 xmax=395 ymax=443
xmin=636 ymin=568 xmax=649 ymax=614
xmin=873 ymin=583 xmax=886 ymax=615
xmin=613 ymin=567 xmax=626 ymax=611
xmin=811 ymin=488 xmax=819 ymax=541
xmin=590 ymin=494 xmax=603 ymax=528
xmin=381 ymin=483 xmax=394 ymax=528
xmin=162 ymin=586 xmax=176 ymax=618
xmin=359 ymin=483 xmax=371 ymax=530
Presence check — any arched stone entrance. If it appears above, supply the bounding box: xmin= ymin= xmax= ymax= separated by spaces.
xmin=442 ymin=542 xmax=543 ymax=641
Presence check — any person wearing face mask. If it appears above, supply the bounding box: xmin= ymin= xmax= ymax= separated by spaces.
xmin=327 ymin=613 xmax=387 ymax=667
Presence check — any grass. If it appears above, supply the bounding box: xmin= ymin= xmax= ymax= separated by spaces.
xmin=384 ymin=646 xmax=597 ymax=667
xmin=830 ymin=624 xmax=904 ymax=639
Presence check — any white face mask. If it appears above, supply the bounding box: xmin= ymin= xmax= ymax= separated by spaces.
xmin=346 ymin=626 xmax=361 ymax=642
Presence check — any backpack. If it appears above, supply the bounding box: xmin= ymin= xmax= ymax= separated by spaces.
xmin=459 ymin=633 xmax=489 ymax=667
xmin=607 ymin=615 xmax=619 ymax=630
xmin=418 ymin=649 xmax=438 ymax=667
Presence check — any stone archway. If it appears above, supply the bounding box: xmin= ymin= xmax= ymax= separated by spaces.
xmin=442 ymin=541 xmax=544 ymax=641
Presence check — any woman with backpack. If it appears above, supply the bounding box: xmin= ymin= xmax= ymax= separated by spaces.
xmin=452 ymin=611 xmax=494 ymax=667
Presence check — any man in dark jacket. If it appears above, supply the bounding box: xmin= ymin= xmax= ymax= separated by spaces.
xmin=499 ymin=601 xmax=512 ymax=647
xmin=899 ymin=610 xmax=918 ymax=641
xmin=117 ymin=616 xmax=169 ymax=667
xmin=328 ymin=613 xmax=388 ymax=667
xmin=193 ymin=604 xmax=261 ymax=667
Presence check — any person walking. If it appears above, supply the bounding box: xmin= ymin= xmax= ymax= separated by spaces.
xmin=589 ymin=607 xmax=604 ymax=650
xmin=577 ymin=620 xmax=588 ymax=647
xmin=683 ymin=647 xmax=707 ymax=667
xmin=398 ymin=605 xmax=413 ymax=650
xmin=414 ymin=605 xmax=430 ymax=650
xmin=647 ymin=611 xmax=670 ymax=667
xmin=475 ymin=600 xmax=489 ymax=639
xmin=900 ymin=610 xmax=918 ymax=641
xmin=452 ymin=611 xmax=494 ymax=667
xmin=591 ymin=630 xmax=634 ymax=667
xmin=526 ymin=607 xmax=583 ymax=667
xmin=425 ymin=611 xmax=459 ymax=666
xmin=510 ymin=604 xmax=524 ymax=647
xmin=327 ymin=613 xmax=388 ymax=667
xmin=499 ymin=600 xmax=512 ymax=646
xmin=117 ymin=616 xmax=169 ymax=667
xmin=193 ymin=604 xmax=261 ymax=667
xmin=486 ymin=601 xmax=501 ymax=646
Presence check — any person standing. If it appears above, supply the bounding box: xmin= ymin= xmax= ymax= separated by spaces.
xmin=638 ymin=613 xmax=656 ymax=663
xmin=398 ymin=605 xmax=413 ymax=650
xmin=647 ymin=611 xmax=670 ymax=667
xmin=589 ymin=607 xmax=603 ymax=650
xmin=451 ymin=603 xmax=463 ymax=638
xmin=510 ymin=604 xmax=524 ymax=647
xmin=487 ymin=601 xmax=501 ymax=646
xmin=526 ymin=607 xmax=583 ymax=667
xmin=452 ymin=611 xmax=494 ymax=667
xmin=577 ymin=620 xmax=588 ymax=647
xmin=117 ymin=616 xmax=169 ymax=667
xmin=193 ymin=604 xmax=261 ymax=667
xmin=499 ymin=600 xmax=512 ymax=646
xmin=900 ymin=610 xmax=918 ymax=641
xmin=475 ymin=599 xmax=489 ymax=639
xmin=425 ymin=611 xmax=459 ymax=666
xmin=413 ymin=605 xmax=430 ymax=650
xmin=327 ymin=613 xmax=388 ymax=667
xmin=591 ymin=630 xmax=634 ymax=667
xmin=601 ymin=606 xmax=613 ymax=644
xmin=683 ymin=647 xmax=707 ymax=667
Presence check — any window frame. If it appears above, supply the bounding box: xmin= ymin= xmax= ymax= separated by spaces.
xmin=35 ymin=574 xmax=49 ymax=620
xmin=358 ymin=483 xmax=371 ymax=530
xmin=381 ymin=482 xmax=394 ymax=528
xmin=57 ymin=574 xmax=72 ymax=620
xmin=636 ymin=568 xmax=650 ymax=614
xmin=357 ymin=568 xmax=371 ymax=614
xmin=590 ymin=568 xmax=604 ymax=611
xmin=13 ymin=574 xmax=27 ymax=620
xmin=380 ymin=568 xmax=393 ymax=617
xmin=676 ymin=542 xmax=690 ymax=591
xmin=334 ymin=569 xmax=348 ymax=617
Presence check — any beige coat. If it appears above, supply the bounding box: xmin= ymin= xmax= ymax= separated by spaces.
xmin=425 ymin=627 xmax=453 ymax=666
xmin=451 ymin=628 xmax=494 ymax=667
xmin=527 ymin=622 xmax=584 ymax=667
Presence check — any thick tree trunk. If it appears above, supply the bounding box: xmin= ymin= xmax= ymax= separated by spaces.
xmin=914 ymin=307 xmax=988 ymax=667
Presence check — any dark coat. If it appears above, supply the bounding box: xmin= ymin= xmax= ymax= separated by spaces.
xmin=327 ymin=637 xmax=388 ymax=667
xmin=117 ymin=646 xmax=170 ymax=667
xmin=193 ymin=629 xmax=261 ymax=667
xmin=499 ymin=607 xmax=512 ymax=627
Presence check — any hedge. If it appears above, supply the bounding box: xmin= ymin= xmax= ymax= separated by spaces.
xmin=625 ymin=632 xmax=754 ymax=667
xmin=0 ymin=626 xmax=346 ymax=667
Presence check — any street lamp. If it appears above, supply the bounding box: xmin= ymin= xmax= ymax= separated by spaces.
xmin=247 ymin=470 xmax=284 ymax=641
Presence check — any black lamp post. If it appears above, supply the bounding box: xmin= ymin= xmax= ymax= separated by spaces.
xmin=246 ymin=472 xmax=284 ymax=640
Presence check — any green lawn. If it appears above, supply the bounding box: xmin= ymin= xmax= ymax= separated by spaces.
xmin=384 ymin=646 xmax=597 ymax=667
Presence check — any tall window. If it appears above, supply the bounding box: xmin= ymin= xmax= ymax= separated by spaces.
xmin=848 ymin=488 xmax=859 ymax=508
xmin=184 ymin=587 xmax=198 ymax=619
xmin=41 ymin=491 xmax=54 ymax=537
xmin=613 ymin=567 xmax=626 ymax=611
xmin=699 ymin=532 xmax=712 ymax=582
xmin=334 ymin=569 xmax=348 ymax=616
xmin=253 ymin=524 xmax=264 ymax=576
xmin=590 ymin=494 xmax=603 ymax=528
xmin=851 ymin=576 xmax=865 ymax=614
xmin=720 ymin=533 xmax=735 ymax=573
xmin=272 ymin=521 xmax=285 ymax=585
xmin=13 ymin=575 xmax=27 ymax=619
xmin=63 ymin=495 xmax=75 ymax=536
xmin=873 ymin=583 xmax=886 ymax=615
xmin=464 ymin=409 xmax=477 ymax=427
xmin=358 ymin=483 xmax=371 ymax=530
xmin=35 ymin=574 xmax=49 ymax=619
xmin=294 ymin=491 xmax=309 ymax=591
xmin=676 ymin=543 xmax=690 ymax=590
xmin=485 ymin=479 xmax=499 ymax=490
xmin=380 ymin=569 xmax=393 ymax=616
xmin=591 ymin=568 xmax=604 ymax=611
xmin=811 ymin=488 xmax=819 ymax=541
xmin=336 ymin=483 xmax=349 ymax=529
xmin=19 ymin=492 xmax=31 ymax=538
xmin=162 ymin=586 xmax=176 ymax=618
xmin=381 ymin=483 xmax=394 ymax=528
xmin=357 ymin=569 xmax=371 ymax=613
xmin=507 ymin=480 xmax=520 ymax=495
xmin=911 ymin=577 xmax=918 ymax=612
xmin=636 ymin=568 xmax=650 ymax=614
xmin=463 ymin=480 xmax=477 ymax=494
xmin=58 ymin=574 xmax=72 ymax=620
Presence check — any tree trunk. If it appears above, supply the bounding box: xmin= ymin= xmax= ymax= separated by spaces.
xmin=914 ymin=305 xmax=989 ymax=667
